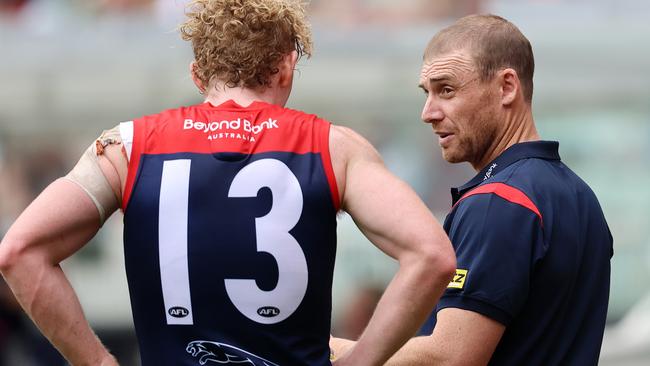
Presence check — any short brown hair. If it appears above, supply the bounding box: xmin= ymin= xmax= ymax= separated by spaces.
xmin=424 ymin=14 xmax=535 ymax=102
xmin=180 ymin=0 xmax=313 ymax=89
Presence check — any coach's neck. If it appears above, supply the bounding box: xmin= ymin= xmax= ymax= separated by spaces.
xmin=472 ymin=70 xmax=540 ymax=172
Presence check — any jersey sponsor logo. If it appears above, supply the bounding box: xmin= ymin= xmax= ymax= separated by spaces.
xmin=483 ymin=163 xmax=497 ymax=180
xmin=257 ymin=306 xmax=280 ymax=318
xmin=183 ymin=118 xmax=279 ymax=142
xmin=168 ymin=306 xmax=190 ymax=318
xmin=448 ymin=269 xmax=468 ymax=289
xmin=186 ymin=340 xmax=278 ymax=365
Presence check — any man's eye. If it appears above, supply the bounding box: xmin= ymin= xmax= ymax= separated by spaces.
xmin=440 ymin=86 xmax=454 ymax=96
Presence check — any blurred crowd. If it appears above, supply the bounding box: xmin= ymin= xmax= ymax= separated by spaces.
xmin=0 ymin=0 xmax=482 ymax=28
xmin=1 ymin=0 xmax=165 ymax=16
xmin=0 ymin=137 xmax=68 ymax=364
xmin=0 ymin=0 xmax=190 ymax=32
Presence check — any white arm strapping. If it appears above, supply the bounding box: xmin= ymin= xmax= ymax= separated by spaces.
xmin=64 ymin=126 xmax=123 ymax=226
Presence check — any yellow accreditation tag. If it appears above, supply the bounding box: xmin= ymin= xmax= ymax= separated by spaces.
xmin=448 ymin=269 xmax=468 ymax=289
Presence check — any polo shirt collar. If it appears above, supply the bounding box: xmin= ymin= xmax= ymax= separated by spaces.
xmin=451 ymin=141 xmax=561 ymax=205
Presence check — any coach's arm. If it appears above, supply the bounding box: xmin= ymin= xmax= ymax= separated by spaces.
xmin=388 ymin=307 xmax=505 ymax=365
xmin=331 ymin=306 xmax=504 ymax=365
xmin=0 ymin=143 xmax=125 ymax=366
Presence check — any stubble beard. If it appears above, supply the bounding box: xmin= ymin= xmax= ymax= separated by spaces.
xmin=462 ymin=91 xmax=500 ymax=169
xmin=442 ymin=107 xmax=499 ymax=168
xmin=471 ymin=104 xmax=501 ymax=169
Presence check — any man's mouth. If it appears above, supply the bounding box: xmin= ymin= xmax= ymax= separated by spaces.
xmin=436 ymin=132 xmax=454 ymax=147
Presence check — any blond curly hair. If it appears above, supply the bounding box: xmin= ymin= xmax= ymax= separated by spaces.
xmin=180 ymin=0 xmax=313 ymax=90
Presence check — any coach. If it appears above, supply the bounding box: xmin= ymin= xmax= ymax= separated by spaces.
xmin=406 ymin=14 xmax=613 ymax=365
xmin=332 ymin=14 xmax=613 ymax=366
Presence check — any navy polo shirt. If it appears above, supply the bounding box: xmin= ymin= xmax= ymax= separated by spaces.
xmin=419 ymin=141 xmax=613 ymax=366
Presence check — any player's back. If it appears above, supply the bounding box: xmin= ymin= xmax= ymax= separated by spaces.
xmin=120 ymin=100 xmax=339 ymax=366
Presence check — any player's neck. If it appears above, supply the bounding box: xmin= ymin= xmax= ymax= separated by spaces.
xmin=203 ymin=82 xmax=289 ymax=108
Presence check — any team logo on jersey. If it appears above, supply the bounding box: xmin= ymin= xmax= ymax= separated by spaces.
xmin=186 ymin=340 xmax=278 ymax=366
xmin=448 ymin=269 xmax=468 ymax=289
xmin=168 ymin=306 xmax=190 ymax=318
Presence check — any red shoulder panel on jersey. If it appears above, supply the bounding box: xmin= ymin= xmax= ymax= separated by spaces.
xmin=317 ymin=121 xmax=340 ymax=211
xmin=454 ymin=182 xmax=543 ymax=225
xmin=135 ymin=105 xmax=324 ymax=156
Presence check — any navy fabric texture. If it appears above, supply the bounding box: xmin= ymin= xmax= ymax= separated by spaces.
xmin=123 ymin=151 xmax=337 ymax=366
xmin=419 ymin=141 xmax=613 ymax=366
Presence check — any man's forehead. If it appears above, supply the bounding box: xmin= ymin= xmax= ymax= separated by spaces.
xmin=419 ymin=51 xmax=475 ymax=83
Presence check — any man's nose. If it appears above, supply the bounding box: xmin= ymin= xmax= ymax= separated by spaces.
xmin=421 ymin=98 xmax=444 ymax=125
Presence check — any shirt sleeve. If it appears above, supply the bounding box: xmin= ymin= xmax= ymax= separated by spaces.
xmin=437 ymin=191 xmax=545 ymax=326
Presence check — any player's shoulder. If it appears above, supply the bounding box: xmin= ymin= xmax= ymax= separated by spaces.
xmin=329 ymin=124 xmax=381 ymax=162
xmin=327 ymin=125 xmax=383 ymax=206
xmin=136 ymin=104 xmax=197 ymax=123
xmin=273 ymin=104 xmax=321 ymax=121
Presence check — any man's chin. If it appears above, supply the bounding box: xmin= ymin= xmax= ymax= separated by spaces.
xmin=441 ymin=150 xmax=464 ymax=164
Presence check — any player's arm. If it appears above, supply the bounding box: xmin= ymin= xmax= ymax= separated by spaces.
xmin=0 ymin=129 xmax=126 ymax=366
xmin=329 ymin=125 xmax=456 ymax=366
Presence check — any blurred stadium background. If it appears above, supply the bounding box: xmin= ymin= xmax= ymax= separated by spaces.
xmin=1 ymin=0 xmax=649 ymax=364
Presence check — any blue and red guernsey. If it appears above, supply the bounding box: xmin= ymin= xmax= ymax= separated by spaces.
xmin=120 ymin=100 xmax=339 ymax=366
xmin=419 ymin=141 xmax=613 ymax=366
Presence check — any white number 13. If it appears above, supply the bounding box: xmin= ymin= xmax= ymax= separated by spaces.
xmin=158 ymin=158 xmax=308 ymax=325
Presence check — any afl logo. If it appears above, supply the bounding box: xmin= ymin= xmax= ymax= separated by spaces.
xmin=257 ymin=306 xmax=280 ymax=318
xmin=169 ymin=306 xmax=190 ymax=318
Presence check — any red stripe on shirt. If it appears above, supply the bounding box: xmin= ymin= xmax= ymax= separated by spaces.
xmin=454 ymin=182 xmax=543 ymax=225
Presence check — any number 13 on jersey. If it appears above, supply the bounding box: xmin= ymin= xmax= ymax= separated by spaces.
xmin=158 ymin=158 xmax=309 ymax=325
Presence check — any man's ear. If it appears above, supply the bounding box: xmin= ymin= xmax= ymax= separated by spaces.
xmin=499 ymin=68 xmax=520 ymax=106
xmin=190 ymin=61 xmax=206 ymax=94
xmin=278 ymin=50 xmax=299 ymax=88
